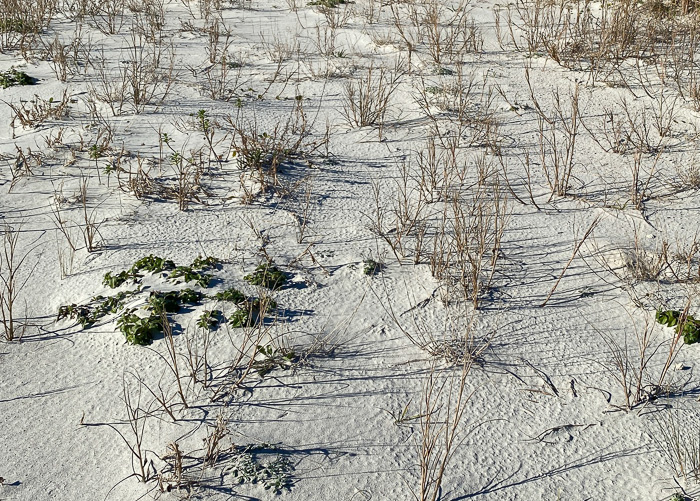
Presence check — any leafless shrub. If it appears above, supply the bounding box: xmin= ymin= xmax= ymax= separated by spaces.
xmin=5 ymin=90 xmax=70 ymax=131
xmin=0 ymin=0 xmax=57 ymax=55
xmin=128 ymin=0 xmax=166 ymax=43
xmin=341 ymin=62 xmax=401 ymax=135
xmin=312 ymin=23 xmax=338 ymax=57
xmin=7 ymin=145 xmax=42 ymax=192
xmin=420 ymin=0 xmax=482 ymax=66
xmin=526 ymin=70 xmax=580 ymax=198
xmin=117 ymin=154 xmax=158 ymax=199
xmin=40 ymin=25 xmax=93 ymax=81
xmin=168 ymin=147 xmax=205 ymax=211
xmin=367 ymin=162 xmax=429 ymax=264
xmin=78 ymin=178 xmax=104 ymax=252
xmin=416 ymin=356 xmax=475 ymax=501
xmin=0 ymin=224 xmax=33 ymax=341
xmin=200 ymin=51 xmax=244 ymax=101
xmin=430 ymin=174 xmax=508 ymax=309
xmin=672 ymin=155 xmax=700 ymax=191
xmin=597 ymin=309 xmax=686 ymax=411
xmin=203 ymin=413 xmax=229 ymax=467
xmin=259 ymin=31 xmax=299 ymax=64
xmin=89 ymin=29 xmax=175 ymax=115
xmin=652 ymin=407 xmax=700 ymax=483
xmin=624 ymin=236 xmax=670 ymax=283
xmin=630 ymin=150 xmax=661 ymax=213
xmin=315 ymin=3 xmax=352 ymax=30
xmin=88 ymin=0 xmax=125 ymax=35
xmin=414 ymin=69 xmax=500 ymax=152
xmin=205 ymin=15 xmax=233 ymax=65
xmin=389 ymin=2 xmax=421 ymax=69
xmin=358 ymin=0 xmax=382 ymax=24
xmin=225 ymin=100 xmax=327 ymax=199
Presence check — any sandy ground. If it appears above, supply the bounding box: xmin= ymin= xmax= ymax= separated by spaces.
xmin=1 ymin=0 xmax=700 ymax=499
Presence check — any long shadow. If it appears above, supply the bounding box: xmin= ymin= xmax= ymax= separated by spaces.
xmin=0 ymin=383 xmax=83 ymax=404
xmin=453 ymin=445 xmax=648 ymax=499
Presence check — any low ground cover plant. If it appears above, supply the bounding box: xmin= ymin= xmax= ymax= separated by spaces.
xmin=59 ymin=255 xmax=281 ymax=343
xmin=212 ymin=287 xmax=246 ymax=303
xmin=656 ymin=309 xmax=700 ymax=344
xmin=227 ymin=444 xmax=294 ymax=494
xmin=244 ymin=262 xmax=289 ymax=290
xmin=117 ymin=310 xmax=162 ymax=345
xmin=0 ymin=68 xmax=36 ymax=88
xmin=57 ymin=290 xmax=140 ymax=328
xmin=197 ymin=309 xmax=223 ymax=329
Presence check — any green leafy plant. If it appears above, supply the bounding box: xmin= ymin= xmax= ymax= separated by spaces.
xmin=656 ymin=309 xmax=700 ymax=344
xmin=212 ymin=287 xmax=246 ymax=303
xmin=178 ymin=288 xmax=202 ymax=304
xmin=363 ymin=258 xmax=382 ymax=276
xmin=244 ymin=263 xmax=289 ymax=290
xmin=131 ymin=255 xmax=175 ymax=274
xmin=197 ymin=309 xmax=223 ymax=329
xmin=0 ymin=68 xmax=37 ymax=89
xmin=103 ymin=270 xmax=138 ymax=288
xmin=228 ymin=444 xmax=294 ymax=494
xmin=57 ymin=304 xmax=93 ymax=328
xmin=147 ymin=291 xmax=181 ymax=315
xmin=228 ymin=308 xmax=251 ymax=328
xmin=169 ymin=266 xmax=212 ymax=287
xmin=228 ymin=297 xmax=277 ymax=328
xmin=191 ymin=255 xmax=220 ymax=271
xmin=58 ymin=290 xmax=139 ymax=328
xmin=117 ymin=311 xmax=162 ymax=345
xmin=252 ymin=345 xmax=297 ymax=377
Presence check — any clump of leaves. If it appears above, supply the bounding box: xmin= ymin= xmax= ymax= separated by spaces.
xmin=57 ymin=304 xmax=93 ymax=328
xmin=191 ymin=255 xmax=220 ymax=271
xmin=229 ymin=297 xmax=277 ymax=328
xmin=229 ymin=309 xmax=251 ymax=328
xmin=363 ymin=258 xmax=382 ymax=276
xmin=252 ymin=345 xmax=297 ymax=377
xmin=178 ymin=288 xmax=202 ymax=304
xmin=147 ymin=291 xmax=181 ymax=315
xmin=117 ymin=311 xmax=162 ymax=345
xmin=58 ymin=290 xmax=138 ymax=328
xmin=0 ymin=68 xmax=37 ymax=89
xmin=212 ymin=287 xmax=246 ymax=304
xmin=169 ymin=266 xmax=212 ymax=287
xmin=656 ymin=309 xmax=700 ymax=345
xmin=131 ymin=254 xmax=175 ymax=274
xmin=103 ymin=270 xmax=138 ymax=288
xmin=229 ymin=445 xmax=294 ymax=494
xmin=244 ymin=263 xmax=289 ymax=290
xmin=197 ymin=309 xmax=223 ymax=329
